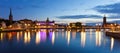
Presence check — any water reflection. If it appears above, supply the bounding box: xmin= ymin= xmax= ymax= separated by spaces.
xmin=81 ymin=31 xmax=86 ymax=47
xmin=24 ymin=31 xmax=31 ymax=44
xmin=111 ymin=37 xmax=114 ymax=51
xmin=95 ymin=31 xmax=101 ymax=46
xmin=52 ymin=31 xmax=55 ymax=45
xmin=89 ymin=29 xmax=93 ymax=40
xmin=0 ymin=29 xmax=120 ymax=53
xmin=35 ymin=29 xmax=56 ymax=45
xmin=66 ymin=30 xmax=70 ymax=45
xmin=72 ymin=31 xmax=76 ymax=39
xmin=8 ymin=32 xmax=12 ymax=40
xmin=36 ymin=31 xmax=41 ymax=45
xmin=0 ymin=33 xmax=3 ymax=41
xmin=62 ymin=31 xmax=65 ymax=37
xmin=17 ymin=32 xmax=20 ymax=42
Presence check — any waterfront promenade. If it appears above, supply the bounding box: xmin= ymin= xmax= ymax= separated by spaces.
xmin=0 ymin=26 xmax=112 ymax=32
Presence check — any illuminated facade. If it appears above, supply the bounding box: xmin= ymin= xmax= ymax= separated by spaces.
xmin=102 ymin=15 xmax=116 ymax=28
xmin=35 ymin=18 xmax=55 ymax=28
xmin=69 ymin=22 xmax=82 ymax=28
xmin=19 ymin=19 xmax=33 ymax=28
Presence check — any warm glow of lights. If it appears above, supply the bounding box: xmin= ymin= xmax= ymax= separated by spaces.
xmin=36 ymin=31 xmax=41 ymax=45
xmin=28 ymin=24 xmax=30 ymax=26
xmin=67 ymin=31 xmax=70 ymax=45
xmin=17 ymin=32 xmax=20 ymax=42
xmin=0 ymin=33 xmax=3 ymax=41
xmin=24 ymin=32 xmax=31 ymax=44
xmin=81 ymin=31 xmax=86 ymax=47
xmin=52 ymin=31 xmax=55 ymax=45
xmin=95 ymin=31 xmax=101 ymax=46
xmin=27 ymin=32 xmax=31 ymax=43
xmin=72 ymin=31 xmax=76 ymax=39
xmin=20 ymin=31 xmax=23 ymax=38
xmin=24 ymin=32 xmax=27 ymax=44
xmin=41 ymin=29 xmax=46 ymax=32
xmin=9 ymin=25 xmax=12 ymax=28
xmin=25 ymin=24 xmax=27 ymax=26
xmin=111 ymin=37 xmax=114 ymax=51
xmin=8 ymin=32 xmax=12 ymax=40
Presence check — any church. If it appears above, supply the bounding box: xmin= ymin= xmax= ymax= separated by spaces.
xmin=102 ymin=15 xmax=116 ymax=28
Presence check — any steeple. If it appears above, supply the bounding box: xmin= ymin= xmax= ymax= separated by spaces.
xmin=103 ymin=15 xmax=107 ymax=27
xmin=103 ymin=15 xmax=106 ymax=24
xmin=46 ymin=17 xmax=49 ymax=22
xmin=9 ymin=8 xmax=13 ymax=24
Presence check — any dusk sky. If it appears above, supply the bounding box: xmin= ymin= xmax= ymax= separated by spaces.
xmin=0 ymin=0 xmax=120 ymax=23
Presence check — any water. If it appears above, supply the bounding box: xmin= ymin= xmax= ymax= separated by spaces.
xmin=0 ymin=29 xmax=120 ymax=53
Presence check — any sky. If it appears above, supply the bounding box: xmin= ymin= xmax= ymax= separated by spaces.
xmin=0 ymin=0 xmax=120 ymax=24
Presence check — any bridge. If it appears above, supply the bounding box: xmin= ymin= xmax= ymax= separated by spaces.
xmin=0 ymin=26 xmax=113 ymax=32
xmin=29 ymin=26 xmax=112 ymax=29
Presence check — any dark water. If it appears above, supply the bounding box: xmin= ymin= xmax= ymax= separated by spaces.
xmin=0 ymin=29 xmax=120 ymax=53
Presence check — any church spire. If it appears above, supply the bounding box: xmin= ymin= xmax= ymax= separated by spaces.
xmin=9 ymin=8 xmax=13 ymax=24
xmin=103 ymin=14 xmax=107 ymax=27
xmin=46 ymin=17 xmax=49 ymax=22
xmin=104 ymin=14 xmax=106 ymax=17
xmin=10 ymin=8 xmax=12 ymax=16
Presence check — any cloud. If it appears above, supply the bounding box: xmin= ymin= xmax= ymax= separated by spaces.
xmin=57 ymin=15 xmax=102 ymax=19
xmin=94 ymin=3 xmax=120 ymax=14
xmin=0 ymin=4 xmax=42 ymax=10
xmin=0 ymin=0 xmax=42 ymax=10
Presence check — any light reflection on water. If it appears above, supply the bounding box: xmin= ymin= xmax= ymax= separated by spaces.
xmin=35 ymin=31 xmax=41 ymax=45
xmin=81 ymin=31 xmax=86 ymax=47
xmin=111 ymin=37 xmax=114 ymax=51
xmin=0 ymin=29 xmax=119 ymax=53
xmin=95 ymin=31 xmax=101 ymax=46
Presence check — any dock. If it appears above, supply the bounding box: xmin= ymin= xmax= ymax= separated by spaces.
xmin=0 ymin=29 xmax=26 ymax=32
xmin=106 ymin=31 xmax=120 ymax=38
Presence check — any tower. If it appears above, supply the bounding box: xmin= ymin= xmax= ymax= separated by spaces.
xmin=103 ymin=15 xmax=107 ymax=27
xmin=46 ymin=17 xmax=49 ymax=22
xmin=9 ymin=8 xmax=13 ymax=24
xmin=46 ymin=17 xmax=49 ymax=27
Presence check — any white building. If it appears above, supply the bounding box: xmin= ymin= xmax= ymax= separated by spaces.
xmin=1 ymin=21 xmax=6 ymax=28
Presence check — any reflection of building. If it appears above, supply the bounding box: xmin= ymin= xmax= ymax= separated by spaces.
xmin=35 ymin=18 xmax=55 ymax=28
xmin=9 ymin=8 xmax=13 ymax=24
xmin=81 ymin=31 xmax=86 ymax=47
xmin=69 ymin=22 xmax=82 ymax=28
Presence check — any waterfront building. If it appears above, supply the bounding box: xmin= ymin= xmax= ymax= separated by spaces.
xmin=19 ymin=19 xmax=33 ymax=28
xmin=35 ymin=18 xmax=55 ymax=28
xmin=69 ymin=22 xmax=82 ymax=28
xmin=12 ymin=22 xmax=21 ymax=29
xmin=102 ymin=15 xmax=116 ymax=28
xmin=1 ymin=21 xmax=6 ymax=29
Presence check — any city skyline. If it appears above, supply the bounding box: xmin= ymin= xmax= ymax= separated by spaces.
xmin=0 ymin=0 xmax=120 ymax=23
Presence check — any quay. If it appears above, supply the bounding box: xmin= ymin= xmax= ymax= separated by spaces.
xmin=0 ymin=27 xmax=110 ymax=32
xmin=0 ymin=29 xmax=26 ymax=32
xmin=106 ymin=31 xmax=120 ymax=38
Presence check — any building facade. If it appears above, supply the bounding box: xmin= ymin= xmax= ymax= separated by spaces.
xmin=35 ymin=18 xmax=55 ymax=28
